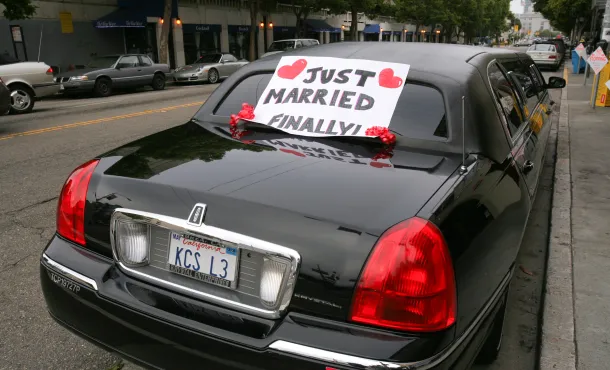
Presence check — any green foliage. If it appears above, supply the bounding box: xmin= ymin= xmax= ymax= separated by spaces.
xmin=532 ymin=0 xmax=590 ymax=35
xmin=1 ymin=0 xmax=37 ymax=20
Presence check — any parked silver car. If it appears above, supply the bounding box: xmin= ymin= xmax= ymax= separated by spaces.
xmin=55 ymin=54 xmax=171 ymax=97
xmin=173 ymin=53 xmax=248 ymax=84
xmin=0 ymin=55 xmax=60 ymax=114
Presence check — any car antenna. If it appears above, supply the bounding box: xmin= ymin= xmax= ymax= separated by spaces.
xmin=459 ymin=95 xmax=468 ymax=175
xmin=37 ymin=24 xmax=43 ymax=62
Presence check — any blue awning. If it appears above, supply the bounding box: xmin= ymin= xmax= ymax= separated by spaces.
xmin=363 ymin=24 xmax=380 ymax=34
xmin=305 ymin=19 xmax=341 ymax=33
xmin=183 ymin=24 xmax=222 ymax=33
xmin=94 ymin=8 xmax=146 ymax=28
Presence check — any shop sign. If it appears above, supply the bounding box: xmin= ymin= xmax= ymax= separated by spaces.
xmin=10 ymin=26 xmax=22 ymax=42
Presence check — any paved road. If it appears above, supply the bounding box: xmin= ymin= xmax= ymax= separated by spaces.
xmin=0 ymin=66 xmax=560 ymax=370
xmin=0 ymin=84 xmax=214 ymax=370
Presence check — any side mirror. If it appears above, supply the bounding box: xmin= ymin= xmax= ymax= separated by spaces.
xmin=546 ymin=76 xmax=566 ymax=89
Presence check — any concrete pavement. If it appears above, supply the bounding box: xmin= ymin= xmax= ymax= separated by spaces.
xmin=540 ymin=68 xmax=610 ymax=370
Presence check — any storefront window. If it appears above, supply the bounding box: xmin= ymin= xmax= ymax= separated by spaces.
xmin=273 ymin=27 xmax=297 ymax=42
xmin=183 ymin=24 xmax=221 ymax=65
xmin=124 ymin=24 xmax=158 ymax=61
xmin=405 ymin=32 xmax=413 ymax=42
xmin=364 ymin=33 xmax=378 ymax=41
xmin=229 ymin=25 xmax=257 ymax=61
xmin=381 ymin=32 xmax=391 ymax=41
xmin=330 ymin=32 xmax=341 ymax=43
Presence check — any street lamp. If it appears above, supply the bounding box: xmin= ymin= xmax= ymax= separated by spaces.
xmin=436 ymin=29 xmax=441 ymax=43
xmin=420 ymin=29 xmax=426 ymax=43
xmin=259 ymin=21 xmax=265 ymax=28
xmin=175 ymin=18 xmax=182 ymax=25
xmin=268 ymin=22 xmax=273 ymax=29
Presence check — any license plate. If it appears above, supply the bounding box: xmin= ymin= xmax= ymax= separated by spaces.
xmin=168 ymin=232 xmax=239 ymax=289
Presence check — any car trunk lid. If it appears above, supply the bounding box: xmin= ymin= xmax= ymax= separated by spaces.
xmin=85 ymin=122 xmax=461 ymax=320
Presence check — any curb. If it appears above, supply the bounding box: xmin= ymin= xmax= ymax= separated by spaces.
xmin=539 ymin=68 xmax=576 ymax=370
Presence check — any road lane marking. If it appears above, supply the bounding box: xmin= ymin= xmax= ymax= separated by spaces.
xmin=0 ymin=101 xmax=204 ymax=141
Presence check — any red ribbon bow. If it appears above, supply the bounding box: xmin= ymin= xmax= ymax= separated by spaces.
xmin=365 ymin=126 xmax=396 ymax=145
xmin=229 ymin=103 xmax=256 ymax=142
xmin=230 ymin=103 xmax=255 ymax=128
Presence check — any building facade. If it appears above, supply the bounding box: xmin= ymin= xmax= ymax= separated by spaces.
xmin=1 ymin=0 xmax=450 ymax=72
xmin=517 ymin=11 xmax=555 ymax=36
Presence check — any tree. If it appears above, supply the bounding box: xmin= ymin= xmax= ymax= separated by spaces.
xmin=158 ymin=0 xmax=172 ymax=65
xmin=1 ymin=0 xmax=36 ymax=20
xmin=533 ymin=0 xmax=590 ymax=36
xmin=394 ymin=0 xmax=445 ymax=40
xmin=291 ymin=0 xmax=324 ymax=37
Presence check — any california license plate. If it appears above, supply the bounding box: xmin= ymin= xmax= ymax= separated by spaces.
xmin=168 ymin=232 xmax=239 ymax=289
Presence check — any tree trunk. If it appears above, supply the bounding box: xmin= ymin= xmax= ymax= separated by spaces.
xmin=415 ymin=25 xmax=420 ymax=42
xmin=249 ymin=0 xmax=259 ymax=61
xmin=350 ymin=7 xmax=358 ymax=41
xmin=158 ymin=0 xmax=172 ymax=65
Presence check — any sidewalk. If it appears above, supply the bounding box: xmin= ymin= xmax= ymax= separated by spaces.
xmin=541 ymin=68 xmax=610 ymax=370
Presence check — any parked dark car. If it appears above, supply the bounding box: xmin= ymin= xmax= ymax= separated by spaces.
xmin=40 ymin=43 xmax=565 ymax=370
xmin=0 ymin=77 xmax=10 ymax=115
xmin=54 ymin=54 xmax=171 ymax=97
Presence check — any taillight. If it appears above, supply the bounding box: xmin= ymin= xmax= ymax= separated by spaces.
xmin=549 ymin=55 xmax=557 ymax=59
xmin=350 ymin=217 xmax=456 ymax=332
xmin=57 ymin=159 xmax=99 ymax=245
xmin=46 ymin=67 xmax=54 ymax=75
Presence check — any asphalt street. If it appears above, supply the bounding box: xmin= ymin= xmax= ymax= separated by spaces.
xmin=0 ymin=54 xmax=562 ymax=370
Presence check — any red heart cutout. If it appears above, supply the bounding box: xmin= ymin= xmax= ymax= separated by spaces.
xmin=277 ymin=59 xmax=308 ymax=80
xmin=280 ymin=148 xmax=306 ymax=157
xmin=370 ymin=161 xmax=391 ymax=169
xmin=378 ymin=68 xmax=403 ymax=89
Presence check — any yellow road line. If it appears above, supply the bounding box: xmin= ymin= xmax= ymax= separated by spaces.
xmin=0 ymin=101 xmax=204 ymax=141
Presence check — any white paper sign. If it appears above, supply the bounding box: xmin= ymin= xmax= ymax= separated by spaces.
xmin=252 ymin=56 xmax=410 ymax=138
xmin=575 ymin=43 xmax=586 ymax=58
xmin=587 ymin=47 xmax=609 ymax=75
xmin=606 ymin=79 xmax=610 ymax=90
xmin=259 ymin=137 xmax=394 ymax=169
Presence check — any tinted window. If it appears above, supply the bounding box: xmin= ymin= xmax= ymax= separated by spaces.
xmin=211 ymin=74 xmax=448 ymax=141
xmin=117 ymin=56 xmax=139 ymax=68
xmin=295 ymin=41 xmax=304 ymax=48
xmin=223 ymin=54 xmax=238 ymax=62
xmin=196 ymin=54 xmax=222 ymax=63
xmin=529 ymin=64 xmax=546 ymax=89
xmin=488 ymin=63 xmax=526 ymax=138
xmin=268 ymin=41 xmax=296 ymax=52
xmin=139 ymin=56 xmax=153 ymax=66
xmin=500 ymin=60 xmax=539 ymax=116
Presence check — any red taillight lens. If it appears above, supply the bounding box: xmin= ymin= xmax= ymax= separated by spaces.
xmin=46 ymin=67 xmax=54 ymax=75
xmin=57 ymin=159 xmax=99 ymax=245
xmin=350 ymin=217 xmax=456 ymax=332
xmin=549 ymin=55 xmax=557 ymax=59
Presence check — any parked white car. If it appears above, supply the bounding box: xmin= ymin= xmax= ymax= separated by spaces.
xmin=0 ymin=57 xmax=60 ymax=114
xmin=526 ymin=43 xmax=562 ymax=71
xmin=260 ymin=39 xmax=320 ymax=58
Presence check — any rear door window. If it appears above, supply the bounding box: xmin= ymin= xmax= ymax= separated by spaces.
xmin=211 ymin=74 xmax=448 ymax=141
xmin=488 ymin=62 xmax=527 ymax=138
xmin=500 ymin=60 xmax=540 ymax=117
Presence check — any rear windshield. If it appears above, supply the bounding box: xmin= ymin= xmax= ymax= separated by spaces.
xmin=208 ymin=74 xmax=448 ymax=141
xmin=529 ymin=44 xmax=556 ymax=52
xmin=268 ymin=41 xmax=295 ymax=52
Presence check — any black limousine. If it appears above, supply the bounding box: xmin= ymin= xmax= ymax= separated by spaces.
xmin=41 ymin=43 xmax=565 ymax=370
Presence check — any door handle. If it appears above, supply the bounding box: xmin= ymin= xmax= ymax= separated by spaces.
xmin=523 ymin=160 xmax=534 ymax=174
xmin=137 ymin=69 xmax=142 ymax=72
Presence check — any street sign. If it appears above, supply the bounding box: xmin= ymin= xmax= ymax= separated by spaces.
xmin=575 ymin=43 xmax=586 ymax=58
xmin=587 ymin=47 xmax=609 ymax=75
